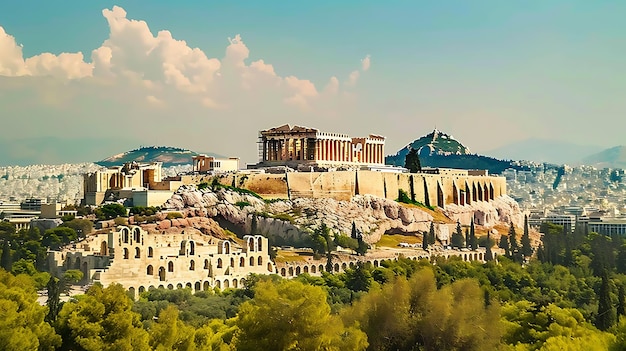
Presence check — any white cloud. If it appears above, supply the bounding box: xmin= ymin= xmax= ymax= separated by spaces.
xmin=0 ymin=6 xmax=371 ymax=162
xmin=361 ymin=55 xmax=371 ymax=71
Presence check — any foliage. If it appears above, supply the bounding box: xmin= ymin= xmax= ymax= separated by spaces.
xmin=166 ymin=212 xmax=183 ymax=220
xmin=96 ymin=203 xmax=127 ymax=220
xmin=234 ymin=201 xmax=251 ymax=209
xmin=60 ymin=218 xmax=93 ymax=237
xmin=236 ymin=279 xmax=368 ymax=350
xmin=404 ymin=148 xmax=422 ymax=173
xmin=451 ymin=221 xmax=464 ymax=249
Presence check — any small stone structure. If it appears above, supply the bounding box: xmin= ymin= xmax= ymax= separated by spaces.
xmin=48 ymin=225 xmax=275 ymax=296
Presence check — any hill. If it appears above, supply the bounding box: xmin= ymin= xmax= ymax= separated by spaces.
xmin=97 ymin=146 xmax=223 ymax=168
xmin=386 ymin=129 xmax=518 ymax=174
xmin=483 ymin=138 xmax=604 ymax=164
xmin=582 ymin=146 xmax=626 ymax=169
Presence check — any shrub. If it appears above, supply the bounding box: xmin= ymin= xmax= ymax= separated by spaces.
xmin=166 ymin=212 xmax=183 ymax=220
xmin=235 ymin=201 xmax=251 ymax=209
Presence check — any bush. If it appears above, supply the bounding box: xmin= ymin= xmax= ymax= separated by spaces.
xmin=235 ymin=201 xmax=251 ymax=209
xmin=166 ymin=212 xmax=183 ymax=220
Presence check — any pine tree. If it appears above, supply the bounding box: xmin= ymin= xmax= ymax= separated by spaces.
xmin=595 ymin=270 xmax=616 ymax=331
xmin=509 ymin=222 xmax=518 ymax=252
xmin=464 ymin=228 xmax=470 ymax=248
xmin=521 ymin=214 xmax=532 ymax=257
xmin=485 ymin=231 xmax=493 ymax=261
xmin=404 ymin=148 xmax=422 ymax=173
xmin=428 ymin=222 xmax=436 ymax=245
xmin=422 ymin=230 xmax=428 ymax=251
xmin=351 ymin=221 xmax=358 ymax=239
xmin=46 ymin=276 xmax=61 ymax=323
xmin=1 ymin=240 xmax=12 ymax=271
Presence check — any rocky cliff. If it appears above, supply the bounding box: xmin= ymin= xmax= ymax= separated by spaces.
xmin=160 ymin=185 xmax=524 ymax=247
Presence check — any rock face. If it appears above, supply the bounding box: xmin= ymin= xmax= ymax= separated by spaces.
xmin=442 ymin=195 xmax=524 ymax=228
xmin=162 ymin=185 xmax=435 ymax=245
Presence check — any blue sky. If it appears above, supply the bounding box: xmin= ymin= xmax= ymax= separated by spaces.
xmin=0 ymin=1 xmax=624 ymax=164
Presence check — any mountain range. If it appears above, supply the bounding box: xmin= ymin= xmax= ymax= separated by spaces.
xmin=96 ymin=146 xmax=223 ymax=168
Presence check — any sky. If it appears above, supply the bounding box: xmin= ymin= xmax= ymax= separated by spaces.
xmin=0 ymin=1 xmax=625 ymax=165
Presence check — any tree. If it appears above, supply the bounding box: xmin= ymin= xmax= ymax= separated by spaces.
xmin=465 ymin=228 xmax=470 ymax=249
xmin=1 ymin=240 xmax=12 ymax=271
xmin=60 ymin=218 xmax=93 ymax=238
xmin=149 ymin=305 xmax=197 ymax=351
xmin=451 ymin=221 xmax=464 ymax=249
xmin=98 ymin=203 xmax=127 ymax=220
xmin=485 ymin=231 xmax=493 ymax=261
xmin=236 ymin=279 xmax=368 ymax=351
xmin=469 ymin=218 xmax=478 ymax=250
xmin=422 ymin=230 xmax=429 ymax=251
xmin=56 ymin=284 xmax=151 ymax=350
xmin=595 ymin=271 xmax=616 ymax=331
xmin=509 ymin=222 xmax=519 ymax=253
xmin=499 ymin=235 xmax=510 ymax=257
xmin=521 ymin=214 xmax=532 ymax=257
xmin=404 ymin=148 xmax=422 ymax=173
xmin=619 ymin=285 xmax=626 ymax=323
xmin=46 ymin=276 xmax=61 ymax=323
xmin=344 ymin=262 xmax=373 ymax=292
xmin=429 ymin=222 xmax=436 ymax=245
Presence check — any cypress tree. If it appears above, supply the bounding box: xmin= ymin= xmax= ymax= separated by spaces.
xmin=465 ymin=228 xmax=470 ymax=249
xmin=428 ymin=222 xmax=436 ymax=245
xmin=521 ymin=214 xmax=532 ymax=257
xmin=422 ymin=230 xmax=428 ymax=251
xmin=404 ymin=148 xmax=422 ymax=173
xmin=1 ymin=241 xmax=12 ymax=271
xmin=46 ymin=276 xmax=61 ymax=323
xmin=451 ymin=221 xmax=464 ymax=249
xmin=499 ymin=235 xmax=510 ymax=257
xmin=469 ymin=218 xmax=477 ymax=250
xmin=509 ymin=222 xmax=518 ymax=252
xmin=618 ymin=285 xmax=626 ymax=322
xmin=485 ymin=231 xmax=493 ymax=261
xmin=595 ymin=270 xmax=616 ymax=331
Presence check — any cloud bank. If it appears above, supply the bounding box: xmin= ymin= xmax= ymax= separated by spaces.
xmin=0 ymin=6 xmax=371 ymax=164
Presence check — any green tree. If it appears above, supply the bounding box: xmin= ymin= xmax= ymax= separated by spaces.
xmin=57 ymin=283 xmax=151 ymax=351
xmin=0 ymin=269 xmax=62 ymax=350
xmin=509 ymin=221 xmax=519 ymax=253
xmin=60 ymin=218 xmax=93 ymax=238
xmin=469 ymin=218 xmax=477 ymax=250
xmin=499 ymin=235 xmax=510 ymax=257
xmin=344 ymin=262 xmax=373 ymax=292
xmin=485 ymin=231 xmax=493 ymax=261
xmin=236 ymin=279 xmax=368 ymax=351
xmin=404 ymin=147 xmax=422 ymax=173
xmin=596 ymin=271 xmax=616 ymax=331
xmin=98 ymin=203 xmax=127 ymax=220
xmin=429 ymin=221 xmax=436 ymax=244
xmin=618 ymin=284 xmax=626 ymax=323
xmin=451 ymin=221 xmax=464 ymax=249
xmin=149 ymin=305 xmax=197 ymax=351
xmin=1 ymin=240 xmax=12 ymax=271
xmin=46 ymin=276 xmax=61 ymax=323
xmin=422 ymin=230 xmax=429 ymax=250
xmin=42 ymin=227 xmax=78 ymax=250
xmin=521 ymin=214 xmax=532 ymax=257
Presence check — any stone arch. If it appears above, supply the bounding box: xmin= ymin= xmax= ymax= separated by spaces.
xmin=258 ymin=256 xmax=263 ymax=266
xmin=248 ymin=238 xmax=254 ymax=252
xmin=180 ymin=240 xmax=187 ymax=256
xmin=296 ymin=266 xmax=301 ymax=275
xmin=158 ymin=285 xmax=164 ymax=289
xmin=453 ymin=182 xmax=459 ymax=205
xmin=133 ymin=227 xmax=141 ymax=243
xmin=230 ymin=258 xmax=235 ymax=267
xmin=216 ymin=280 xmax=221 ymax=289
xmin=128 ymin=287 xmax=135 ymax=297
xmin=257 ymin=237 xmax=263 ymax=252
xmin=139 ymin=286 xmax=145 ymax=294
xmin=465 ymin=181 xmax=472 ymax=204
xmin=489 ymin=183 xmax=495 ymax=200
xmin=100 ymin=241 xmax=108 ymax=256
xmin=185 ymin=282 xmax=192 ymax=289
xmin=374 ymin=260 xmax=379 ymax=267
xmin=474 ymin=253 xmax=478 ymax=261
xmin=240 ymin=278 xmax=245 ymax=287
xmin=288 ymin=267 xmax=294 ymax=276
xmin=223 ymin=279 xmax=230 ymax=289
xmin=477 ymin=183 xmax=484 ymax=201
xmin=341 ymin=263 xmax=347 ymax=270
xmin=167 ymin=284 xmax=174 ymax=290
xmin=190 ymin=260 xmax=195 ymax=270
xmin=168 ymin=261 xmax=174 ymax=272
xmin=473 ymin=182 xmax=478 ymax=202
xmin=233 ymin=279 xmax=238 ymax=288
xmin=204 ymin=259 xmax=209 ymax=269
xmin=217 ymin=258 xmax=223 ymax=268
xmin=223 ymin=241 xmax=231 ymax=254
xmin=148 ymin=247 xmax=154 ymax=258
xmin=479 ymin=253 xmax=483 ymax=260
xmin=123 ymin=248 xmax=129 ymax=259
xmin=122 ymin=227 xmax=129 ymax=243
xmin=311 ymin=265 xmax=317 ymax=274
xmin=249 ymin=256 xmax=255 ymax=266
xmin=189 ymin=241 xmax=195 ymax=255
xmin=423 ymin=178 xmax=431 ymax=207
xmin=483 ymin=182 xmax=488 ymax=201
xmin=135 ymin=247 xmax=140 ymax=258
xmin=177 ymin=283 xmax=183 ymax=289
xmin=464 ymin=254 xmax=467 ymax=261
xmin=159 ymin=267 xmax=166 ymax=281
xmin=147 ymin=265 xmax=154 ymax=275
xmin=304 ymin=266 xmax=309 ymax=273
xmin=319 ymin=264 xmax=324 ymax=273
xmin=240 ymin=257 xmax=245 ymax=267
xmin=203 ymin=281 xmax=210 ymax=291
xmin=195 ymin=282 xmax=201 ymax=291
xmin=280 ymin=268 xmax=286 ymax=276
xmin=334 ymin=263 xmax=340 ymax=272
xmin=349 ymin=262 xmax=355 ymax=269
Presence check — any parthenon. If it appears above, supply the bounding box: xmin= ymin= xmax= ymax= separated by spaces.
xmin=257 ymin=124 xmax=385 ymax=168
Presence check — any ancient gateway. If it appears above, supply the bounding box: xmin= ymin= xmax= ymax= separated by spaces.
xmin=257 ymin=124 xmax=386 ymax=168
xmin=48 ymin=225 xmax=275 ymax=296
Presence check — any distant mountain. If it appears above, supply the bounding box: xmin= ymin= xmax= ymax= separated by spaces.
xmin=386 ymin=129 xmax=519 ymax=174
xmin=483 ymin=138 xmax=604 ymax=164
xmin=97 ymin=146 xmax=224 ymax=168
xmin=582 ymin=146 xmax=626 ymax=169
xmin=0 ymin=137 xmax=137 ymax=166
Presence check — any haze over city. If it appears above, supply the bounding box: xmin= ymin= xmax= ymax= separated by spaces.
xmin=1 ymin=1 xmax=625 ymax=165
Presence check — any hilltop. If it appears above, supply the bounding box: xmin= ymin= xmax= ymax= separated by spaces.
xmin=97 ymin=146 xmax=223 ymax=168
xmin=582 ymin=145 xmax=626 ymax=169
xmin=386 ymin=129 xmax=517 ymax=174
